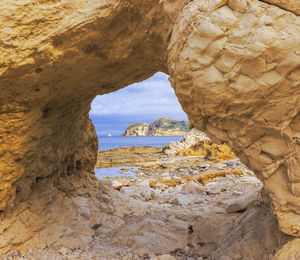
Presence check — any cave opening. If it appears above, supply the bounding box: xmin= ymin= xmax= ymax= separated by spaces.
xmin=89 ymin=72 xmax=188 ymax=145
xmin=89 ymin=72 xmax=189 ymax=179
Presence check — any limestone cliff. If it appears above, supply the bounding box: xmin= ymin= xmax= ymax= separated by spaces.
xmin=0 ymin=0 xmax=300 ymax=258
xmin=122 ymin=123 xmax=150 ymax=136
xmin=122 ymin=118 xmax=189 ymax=136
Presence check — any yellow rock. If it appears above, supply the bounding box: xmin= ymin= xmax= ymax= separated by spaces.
xmin=177 ymin=141 xmax=236 ymax=162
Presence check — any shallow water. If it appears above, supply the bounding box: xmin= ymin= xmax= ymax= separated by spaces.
xmin=96 ymin=136 xmax=183 ymax=179
xmin=98 ymin=136 xmax=183 ymax=151
xmin=95 ymin=166 xmax=140 ymax=180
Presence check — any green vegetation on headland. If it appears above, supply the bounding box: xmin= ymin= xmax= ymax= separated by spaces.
xmin=152 ymin=118 xmax=189 ymax=131
xmin=122 ymin=118 xmax=190 ymax=136
xmin=127 ymin=122 xmax=146 ymax=129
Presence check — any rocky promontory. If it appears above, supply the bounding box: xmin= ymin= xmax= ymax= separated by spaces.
xmin=122 ymin=118 xmax=189 ymax=136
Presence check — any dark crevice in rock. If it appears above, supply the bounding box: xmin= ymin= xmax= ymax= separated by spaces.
xmin=258 ymin=0 xmax=299 ymax=16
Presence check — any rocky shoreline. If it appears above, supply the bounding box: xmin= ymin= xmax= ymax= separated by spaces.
xmin=2 ymin=132 xmax=290 ymax=259
xmin=93 ymin=132 xmax=293 ymax=259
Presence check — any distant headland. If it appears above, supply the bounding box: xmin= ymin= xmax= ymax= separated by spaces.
xmin=122 ymin=118 xmax=190 ymax=136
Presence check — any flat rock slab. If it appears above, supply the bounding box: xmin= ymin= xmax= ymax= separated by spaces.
xmin=224 ymin=192 xmax=259 ymax=214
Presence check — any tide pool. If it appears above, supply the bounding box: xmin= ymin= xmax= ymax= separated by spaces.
xmin=95 ymin=166 xmax=141 ymax=180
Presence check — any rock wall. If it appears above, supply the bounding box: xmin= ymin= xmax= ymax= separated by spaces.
xmin=0 ymin=0 xmax=187 ymax=213
xmin=122 ymin=123 xmax=150 ymax=136
xmin=0 ymin=0 xmax=299 ymax=257
xmin=263 ymin=0 xmax=300 ymax=15
xmin=168 ymin=0 xmax=300 ymax=237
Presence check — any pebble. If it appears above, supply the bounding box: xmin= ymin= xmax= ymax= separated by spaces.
xmin=205 ymin=182 xmax=227 ymax=195
xmin=112 ymin=180 xmax=123 ymax=187
xmin=153 ymin=183 xmax=168 ymax=190
xmin=199 ymin=164 xmax=210 ymax=168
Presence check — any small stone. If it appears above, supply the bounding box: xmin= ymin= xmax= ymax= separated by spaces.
xmin=181 ymin=182 xmax=205 ymax=195
xmin=215 ymin=163 xmax=227 ymax=168
xmin=58 ymin=247 xmax=70 ymax=256
xmin=233 ymin=191 xmax=243 ymax=196
xmin=205 ymin=182 xmax=227 ymax=195
xmin=200 ymin=164 xmax=210 ymax=168
xmin=238 ymin=176 xmax=262 ymax=185
xmin=174 ymin=194 xmax=194 ymax=206
xmin=226 ymin=161 xmax=235 ymax=167
xmin=153 ymin=183 xmax=168 ymax=190
xmin=169 ymin=197 xmax=180 ymax=205
xmin=195 ymin=197 xmax=205 ymax=204
xmin=162 ymin=172 xmax=170 ymax=178
xmin=112 ymin=180 xmax=123 ymax=187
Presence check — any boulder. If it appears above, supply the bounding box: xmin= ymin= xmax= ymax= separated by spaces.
xmin=181 ymin=182 xmax=206 ymax=196
xmin=224 ymin=192 xmax=259 ymax=214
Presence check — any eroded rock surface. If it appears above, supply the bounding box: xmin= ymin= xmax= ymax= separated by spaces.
xmin=0 ymin=0 xmax=299 ymax=258
xmin=0 ymin=0 xmax=187 ymax=213
xmin=1 ymin=164 xmax=291 ymax=260
xmin=263 ymin=0 xmax=300 ymax=15
xmin=96 ymin=146 xmax=165 ymax=168
xmin=168 ymin=0 xmax=300 ymax=237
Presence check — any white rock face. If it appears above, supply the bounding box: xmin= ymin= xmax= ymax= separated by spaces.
xmin=164 ymin=129 xmax=210 ymax=156
xmin=122 ymin=118 xmax=190 ymax=136
xmin=122 ymin=123 xmax=150 ymax=136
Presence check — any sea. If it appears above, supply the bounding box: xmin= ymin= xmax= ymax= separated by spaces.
xmin=95 ymin=136 xmax=183 ymax=179
xmin=98 ymin=136 xmax=183 ymax=151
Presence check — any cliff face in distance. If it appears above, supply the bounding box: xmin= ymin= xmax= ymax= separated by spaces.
xmin=122 ymin=118 xmax=190 ymax=136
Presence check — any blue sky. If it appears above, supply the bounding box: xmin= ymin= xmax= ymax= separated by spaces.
xmin=89 ymin=72 xmax=188 ymax=136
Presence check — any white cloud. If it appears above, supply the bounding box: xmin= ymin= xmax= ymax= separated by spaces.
xmin=89 ymin=72 xmax=187 ymax=120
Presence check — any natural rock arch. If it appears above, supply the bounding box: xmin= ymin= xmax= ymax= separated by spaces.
xmin=0 ymin=0 xmax=299 ymax=257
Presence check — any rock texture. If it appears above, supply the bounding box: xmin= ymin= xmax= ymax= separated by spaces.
xmin=0 ymin=0 xmax=184 ymax=214
xmin=168 ymin=0 xmax=300 ymax=238
xmin=163 ymin=129 xmax=236 ymax=161
xmin=0 ymin=0 xmax=300 ymax=258
xmin=263 ymin=0 xmax=300 ymax=15
xmin=2 ymin=163 xmax=291 ymax=259
xmin=122 ymin=118 xmax=190 ymax=136
xmin=122 ymin=123 xmax=150 ymax=136
xmin=96 ymin=146 xmax=165 ymax=168
xmin=164 ymin=129 xmax=210 ymax=156
xmin=96 ymin=130 xmax=235 ymax=168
